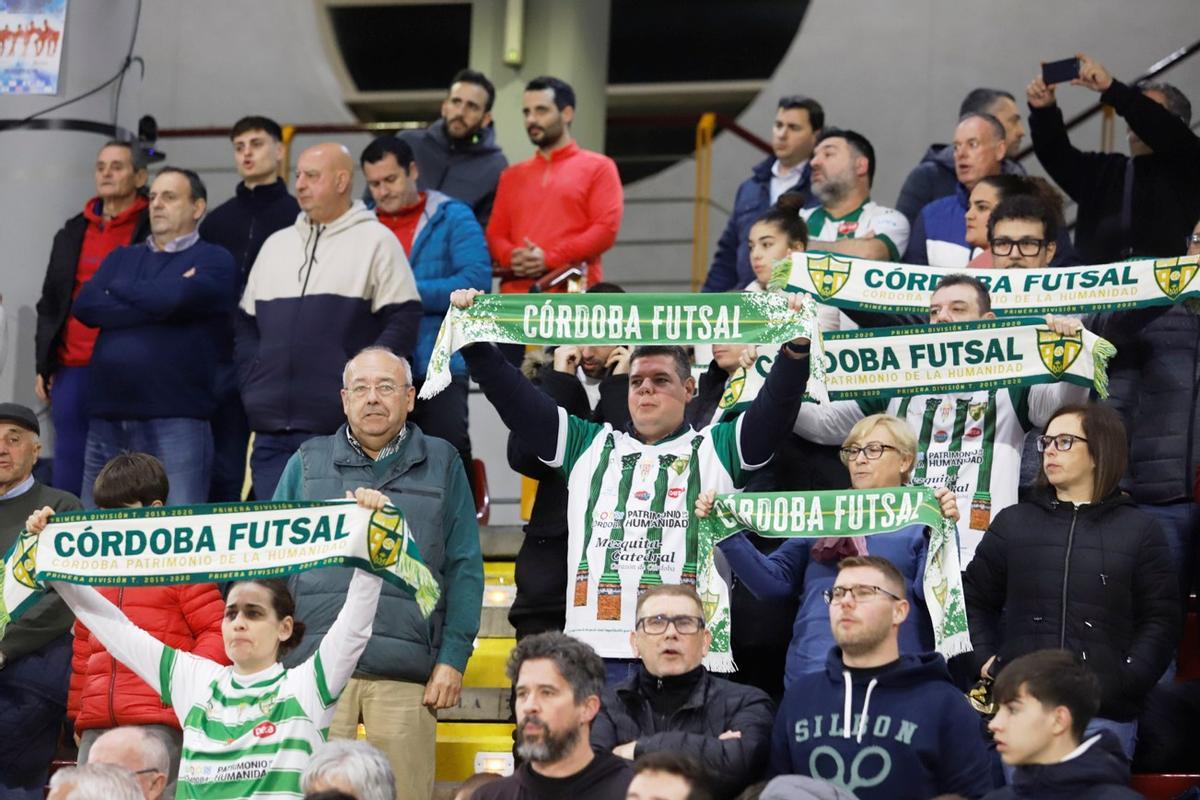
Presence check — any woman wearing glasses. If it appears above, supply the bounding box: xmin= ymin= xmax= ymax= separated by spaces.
xmin=964 ymin=403 xmax=1180 ymax=759
xmin=704 ymin=413 xmax=957 ymax=689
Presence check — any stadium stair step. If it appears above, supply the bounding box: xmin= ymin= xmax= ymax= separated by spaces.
xmin=434 ymin=722 xmax=516 ymax=784
xmin=479 ymin=525 xmax=524 ymax=560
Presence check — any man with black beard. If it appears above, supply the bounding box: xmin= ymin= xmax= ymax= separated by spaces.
xmin=474 ymin=633 xmax=632 ymax=800
xmin=394 ymin=69 xmax=508 ymax=225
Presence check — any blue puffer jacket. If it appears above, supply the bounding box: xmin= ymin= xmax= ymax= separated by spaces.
xmin=407 ymin=190 xmax=492 ymax=379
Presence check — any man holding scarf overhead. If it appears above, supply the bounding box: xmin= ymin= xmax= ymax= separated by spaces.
xmin=447 ymin=288 xmax=813 ymax=674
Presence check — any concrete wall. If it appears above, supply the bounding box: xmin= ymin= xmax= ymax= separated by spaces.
xmin=603 ymin=0 xmax=1200 ymax=292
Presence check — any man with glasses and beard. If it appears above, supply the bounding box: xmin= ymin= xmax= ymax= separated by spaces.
xmin=474 ymin=632 xmax=632 ymax=800
xmin=768 ymin=556 xmax=995 ymax=800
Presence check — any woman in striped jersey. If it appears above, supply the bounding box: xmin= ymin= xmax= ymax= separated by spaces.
xmin=26 ymin=488 xmax=387 ymax=800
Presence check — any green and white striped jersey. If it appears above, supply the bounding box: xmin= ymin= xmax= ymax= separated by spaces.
xmin=793 ymin=382 xmax=1088 ymax=564
xmin=546 ymin=406 xmax=753 ymax=658
xmin=54 ymin=570 xmax=382 ymax=800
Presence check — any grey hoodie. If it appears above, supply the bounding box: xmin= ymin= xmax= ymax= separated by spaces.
xmin=399 ymin=118 xmax=508 ymax=224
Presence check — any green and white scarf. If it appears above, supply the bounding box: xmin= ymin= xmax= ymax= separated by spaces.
xmin=809 ymin=317 xmax=1116 ymax=401
xmin=0 ymin=500 xmax=440 ymax=639
xmin=786 ymin=251 xmax=1200 ymax=315
xmin=420 ymin=292 xmax=823 ymax=398
xmin=698 ymin=486 xmax=970 ymax=663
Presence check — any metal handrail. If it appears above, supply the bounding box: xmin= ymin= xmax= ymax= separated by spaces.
xmin=1014 ymin=39 xmax=1200 ymax=163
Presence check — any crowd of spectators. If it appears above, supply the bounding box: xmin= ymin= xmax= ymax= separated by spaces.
xmin=2 ymin=48 xmax=1200 ymax=800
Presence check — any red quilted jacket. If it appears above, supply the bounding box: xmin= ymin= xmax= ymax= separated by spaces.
xmin=68 ymin=584 xmax=230 ymax=730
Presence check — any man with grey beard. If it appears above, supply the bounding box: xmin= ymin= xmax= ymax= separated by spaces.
xmin=473 ymin=632 xmax=632 ymax=800
xmin=801 ymin=128 xmax=910 ymax=262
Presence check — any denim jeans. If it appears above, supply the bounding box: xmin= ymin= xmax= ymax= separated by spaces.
xmin=48 ymin=365 xmax=90 ymax=498
xmin=208 ymin=363 xmax=250 ymax=503
xmin=250 ymin=430 xmax=319 ymax=500
xmin=81 ymin=417 xmax=213 ymax=507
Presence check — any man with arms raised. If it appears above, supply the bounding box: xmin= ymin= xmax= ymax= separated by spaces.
xmin=591 ymin=585 xmax=772 ymax=799
xmin=475 ymin=632 xmax=631 ymax=800
xmin=793 ymin=275 xmax=1087 ymax=564
xmin=450 ymin=288 xmax=811 ymax=669
xmin=769 ymin=556 xmax=994 ymax=799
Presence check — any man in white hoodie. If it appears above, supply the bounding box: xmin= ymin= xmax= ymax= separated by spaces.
xmin=236 ymin=142 xmax=421 ymax=498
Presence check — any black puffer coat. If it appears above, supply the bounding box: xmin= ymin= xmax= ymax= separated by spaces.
xmin=964 ymin=489 xmax=1180 ymax=721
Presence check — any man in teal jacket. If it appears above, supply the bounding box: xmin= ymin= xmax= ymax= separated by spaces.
xmin=274 ymin=346 xmax=483 ymax=800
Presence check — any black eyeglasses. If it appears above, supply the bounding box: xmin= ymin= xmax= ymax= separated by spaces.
xmin=990 ymin=238 xmax=1049 ymax=257
xmin=839 ymin=443 xmax=898 ymax=463
xmin=1035 ymin=433 xmax=1088 ymax=452
xmin=822 ymin=584 xmax=903 ymax=605
xmin=636 ymin=614 xmax=706 ymax=635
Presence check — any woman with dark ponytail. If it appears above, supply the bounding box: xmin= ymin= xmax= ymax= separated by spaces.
xmin=26 ymin=488 xmax=389 ymax=800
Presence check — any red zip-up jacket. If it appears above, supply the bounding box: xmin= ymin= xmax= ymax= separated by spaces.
xmin=486 ymin=141 xmax=623 ymax=293
xmin=68 ymin=584 xmax=229 ymax=731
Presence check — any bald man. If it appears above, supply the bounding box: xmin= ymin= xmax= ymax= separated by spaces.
xmin=236 ymin=140 xmax=422 ymax=497
xmin=82 ymin=727 xmax=172 ymax=800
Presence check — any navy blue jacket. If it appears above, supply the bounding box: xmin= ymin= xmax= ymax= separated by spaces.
xmin=702 ymin=157 xmax=812 ymax=293
xmin=982 ymin=731 xmax=1140 ymax=800
xmin=199 ymin=179 xmax=299 ymax=284
xmin=769 ymin=650 xmax=996 ymax=799
xmin=72 ymin=239 xmax=239 ymax=420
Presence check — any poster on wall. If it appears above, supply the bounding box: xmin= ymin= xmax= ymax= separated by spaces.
xmin=0 ymin=0 xmax=66 ymax=95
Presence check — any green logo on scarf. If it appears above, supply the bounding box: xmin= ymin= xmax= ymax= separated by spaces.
xmin=367 ymin=508 xmax=406 ymax=570
xmin=1036 ymin=328 xmax=1083 ymax=377
xmin=807 ymin=255 xmax=852 ymax=300
xmin=1154 ymin=257 xmax=1199 ymax=301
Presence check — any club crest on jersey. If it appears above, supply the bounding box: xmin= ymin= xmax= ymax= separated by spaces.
xmin=1036 ymin=328 xmax=1083 ymax=377
xmin=252 ymin=721 xmax=277 ymax=739
xmin=968 ymin=402 xmax=987 ymax=421
xmin=670 ymin=456 xmax=691 ymax=476
xmin=1153 ymin=256 xmax=1199 ymax=301
xmin=719 ymin=369 xmax=746 ymax=409
xmin=807 ymin=255 xmax=852 ymax=301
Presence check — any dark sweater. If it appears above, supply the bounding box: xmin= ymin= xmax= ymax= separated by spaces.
xmin=473 ymin=751 xmax=632 ymax=800
xmin=1029 ymin=79 xmax=1200 ymax=263
xmin=71 ymin=239 xmax=239 ymax=420
xmin=199 ymin=178 xmax=299 ymax=284
xmin=982 ymin=731 xmax=1140 ymax=800
xmin=0 ymin=481 xmax=82 ymax=662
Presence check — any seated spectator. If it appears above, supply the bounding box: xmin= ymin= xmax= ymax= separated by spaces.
xmin=709 ymin=414 xmax=954 ymax=685
xmin=360 ymin=135 xmax=492 ymax=478
xmin=83 ymin=726 xmax=171 ymax=800
xmin=590 ymin=585 xmax=773 ymax=800
xmin=0 ymin=403 xmax=81 ymax=798
xmin=746 ymin=195 xmax=809 ymax=292
xmin=964 ymin=403 xmax=1180 ymax=759
xmin=73 ymin=167 xmax=239 ymax=506
xmin=47 ymin=763 xmax=143 ymax=800
xmin=802 ymin=129 xmax=910 ymax=262
xmin=965 ymin=176 xmax=1072 ymax=267
xmin=896 ymin=88 xmax=1027 ymax=223
xmin=702 ymin=95 xmax=823 ymax=293
xmin=768 ymin=556 xmax=995 ymax=799
xmin=905 ymin=113 xmax=1007 ymax=266
xmin=473 ymin=632 xmax=633 ymax=800
xmin=1027 ymin=52 xmax=1200 ymax=262
xmin=72 ymin=454 xmax=228 ymax=799
xmin=301 ymin=740 xmax=395 ymax=800
xmin=984 ymin=649 xmax=1139 ymax=799
xmin=627 ymin=752 xmax=714 ymax=800
xmin=507 ymin=284 xmax=631 ymax=641
xmin=236 ymin=142 xmax=421 ymax=498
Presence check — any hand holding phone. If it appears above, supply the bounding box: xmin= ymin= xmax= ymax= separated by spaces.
xmin=1041 ymin=57 xmax=1080 ymax=85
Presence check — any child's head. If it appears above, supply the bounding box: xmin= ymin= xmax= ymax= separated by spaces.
xmin=92 ymin=452 xmax=169 ymax=509
xmin=748 ymin=194 xmax=809 ymax=288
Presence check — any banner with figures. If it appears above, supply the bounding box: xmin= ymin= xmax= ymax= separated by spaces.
xmin=810 ymin=318 xmax=1116 ymax=402
xmin=0 ymin=501 xmax=439 ymax=639
xmin=787 ymin=252 xmax=1200 ymax=315
xmin=0 ymin=0 xmax=67 ymax=95
xmin=420 ymin=292 xmax=824 ymax=398
xmin=697 ymin=486 xmax=971 ymax=662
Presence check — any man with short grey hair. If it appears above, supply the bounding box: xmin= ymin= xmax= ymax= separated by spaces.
xmin=47 ymin=763 xmax=142 ymax=800
xmin=82 ymin=726 xmax=172 ymax=800
xmin=301 ymin=739 xmax=395 ymax=800
xmin=274 ymin=346 xmax=482 ymax=800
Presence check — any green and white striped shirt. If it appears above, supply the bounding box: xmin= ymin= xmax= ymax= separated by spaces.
xmin=55 ymin=570 xmax=382 ymax=799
